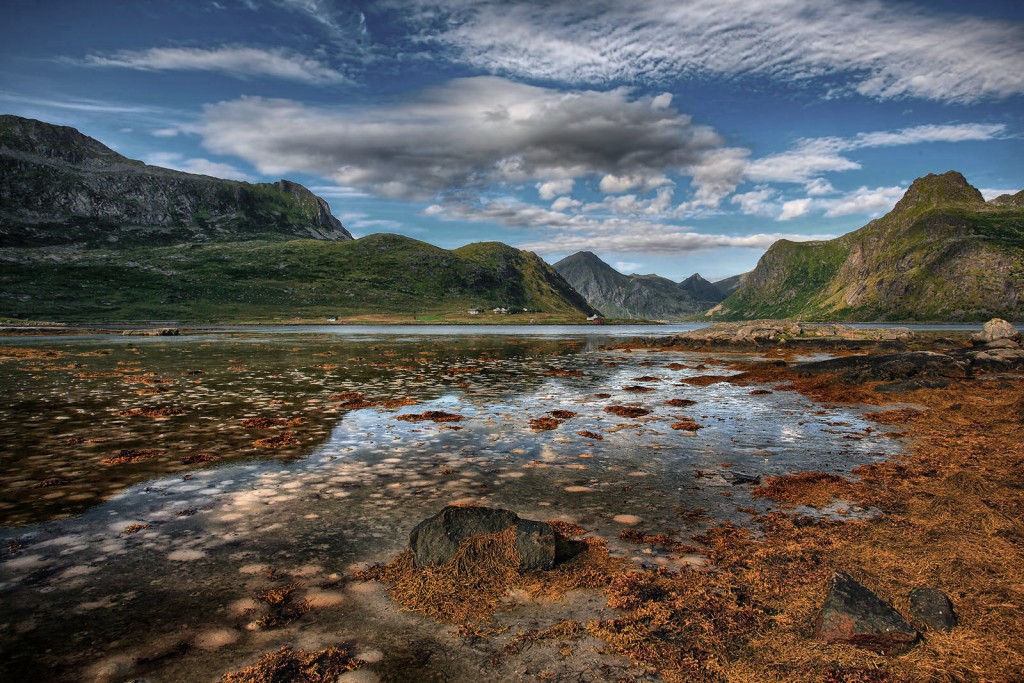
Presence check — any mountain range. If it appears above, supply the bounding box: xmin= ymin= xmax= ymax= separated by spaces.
xmin=553 ymin=251 xmax=732 ymax=319
xmin=0 ymin=115 xmax=594 ymax=322
xmin=2 ymin=115 xmax=1021 ymax=323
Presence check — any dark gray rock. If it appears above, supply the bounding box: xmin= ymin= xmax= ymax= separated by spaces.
xmin=909 ymin=587 xmax=957 ymax=632
xmin=967 ymin=348 xmax=1024 ymax=371
xmin=815 ymin=571 xmax=919 ymax=654
xmin=409 ymin=505 xmax=558 ymax=570
xmin=795 ymin=351 xmax=969 ymax=384
xmin=723 ymin=471 xmax=761 ymax=486
xmin=875 ymin=378 xmax=950 ymax=393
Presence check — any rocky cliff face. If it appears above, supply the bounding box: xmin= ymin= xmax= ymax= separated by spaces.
xmin=710 ymin=171 xmax=1024 ymax=321
xmin=553 ymin=251 xmax=726 ymax=319
xmin=0 ymin=115 xmax=352 ymax=246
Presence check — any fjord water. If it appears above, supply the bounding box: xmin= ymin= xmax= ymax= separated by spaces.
xmin=0 ymin=328 xmax=908 ymax=680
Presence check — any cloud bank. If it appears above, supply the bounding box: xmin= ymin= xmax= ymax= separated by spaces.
xmin=81 ymin=46 xmax=348 ymax=84
xmin=399 ymin=0 xmax=1024 ymax=103
xmin=197 ymin=77 xmax=725 ymax=200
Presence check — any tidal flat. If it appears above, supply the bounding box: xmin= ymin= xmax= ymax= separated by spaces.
xmin=0 ymin=328 xmax=1019 ymax=682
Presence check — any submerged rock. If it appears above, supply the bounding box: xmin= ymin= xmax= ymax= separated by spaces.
xmin=909 ymin=587 xmax=958 ymax=632
xmin=972 ymin=318 xmax=1020 ymax=344
xmin=409 ymin=505 xmax=558 ymax=570
xmin=815 ymin=571 xmax=919 ymax=654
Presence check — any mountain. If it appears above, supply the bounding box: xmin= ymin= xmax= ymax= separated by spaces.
xmin=679 ymin=273 xmax=728 ymax=306
xmin=0 ymin=115 xmax=352 ymax=246
xmin=708 ymin=171 xmax=1024 ymax=321
xmin=712 ymin=272 xmax=748 ymax=297
xmin=553 ymin=251 xmax=726 ymax=319
xmin=0 ymin=116 xmax=595 ymax=322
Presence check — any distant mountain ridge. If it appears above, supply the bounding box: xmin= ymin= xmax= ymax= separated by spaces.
xmin=0 ymin=114 xmax=352 ymax=246
xmin=553 ymin=251 xmax=734 ymax=319
xmin=710 ymin=171 xmax=1024 ymax=321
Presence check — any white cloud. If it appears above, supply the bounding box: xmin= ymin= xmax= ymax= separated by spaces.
xmin=196 ymin=77 xmax=726 ymax=200
xmin=746 ymin=144 xmax=861 ymax=184
xmin=821 ymin=185 xmax=905 ymax=217
xmin=733 ymin=183 xmax=908 ymax=221
xmin=426 ymin=196 xmax=835 ymax=256
xmin=851 ymin=123 xmax=1007 ymax=147
xmin=980 ymin=188 xmax=1019 ymax=201
xmin=598 ymin=173 xmax=670 ymax=194
xmin=614 ymin=261 xmax=643 ymax=274
xmin=0 ymin=91 xmax=166 ymax=114
xmin=402 ymin=0 xmax=1024 ymax=103
xmin=536 ymin=178 xmax=575 ymax=200
xmin=144 ymin=152 xmax=255 ymax=181
xmin=804 ymin=178 xmax=835 ymax=196
xmin=551 ymin=196 xmax=582 ymax=211
xmin=517 ymin=229 xmax=836 ymax=256
xmin=684 ymin=147 xmax=750 ymax=208
xmin=80 ymin=46 xmax=348 ymax=85
xmin=730 ymin=188 xmax=777 ymax=217
xmin=778 ymin=198 xmax=812 ymax=221
xmin=743 ymin=123 xmax=1006 ymax=185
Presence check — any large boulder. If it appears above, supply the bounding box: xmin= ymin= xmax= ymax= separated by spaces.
xmin=409 ymin=505 xmax=558 ymax=570
xmin=815 ymin=571 xmax=919 ymax=654
xmin=972 ymin=318 xmax=1020 ymax=344
xmin=908 ymin=587 xmax=958 ymax=632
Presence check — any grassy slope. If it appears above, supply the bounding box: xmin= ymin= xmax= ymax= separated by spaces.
xmin=0 ymin=234 xmax=595 ymax=322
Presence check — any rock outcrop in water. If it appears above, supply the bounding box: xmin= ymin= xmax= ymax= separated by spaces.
xmin=0 ymin=115 xmax=352 ymax=246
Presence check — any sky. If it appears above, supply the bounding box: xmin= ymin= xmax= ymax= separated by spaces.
xmin=1 ymin=0 xmax=1022 ymax=280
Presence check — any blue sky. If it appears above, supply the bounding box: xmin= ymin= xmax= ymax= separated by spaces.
xmin=1 ymin=0 xmax=1022 ymax=280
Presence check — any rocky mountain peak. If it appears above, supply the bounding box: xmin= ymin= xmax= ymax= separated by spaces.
xmin=891 ymin=170 xmax=985 ymax=215
xmin=0 ymin=114 xmax=130 ymax=167
xmin=1 ymin=115 xmax=352 ymax=245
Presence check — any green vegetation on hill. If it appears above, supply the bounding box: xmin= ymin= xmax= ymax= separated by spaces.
xmin=0 ymin=234 xmax=596 ymax=322
xmin=711 ymin=172 xmax=1024 ymax=322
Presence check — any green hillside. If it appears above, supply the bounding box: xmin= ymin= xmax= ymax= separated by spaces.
xmin=0 ymin=234 xmax=596 ymax=322
xmin=710 ymin=172 xmax=1024 ymax=322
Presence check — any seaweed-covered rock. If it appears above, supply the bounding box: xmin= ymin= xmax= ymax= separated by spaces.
xmin=815 ymin=571 xmax=919 ymax=654
xmin=409 ymin=505 xmax=557 ymax=570
xmin=795 ymin=351 xmax=969 ymax=384
xmin=909 ymin=587 xmax=958 ymax=632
